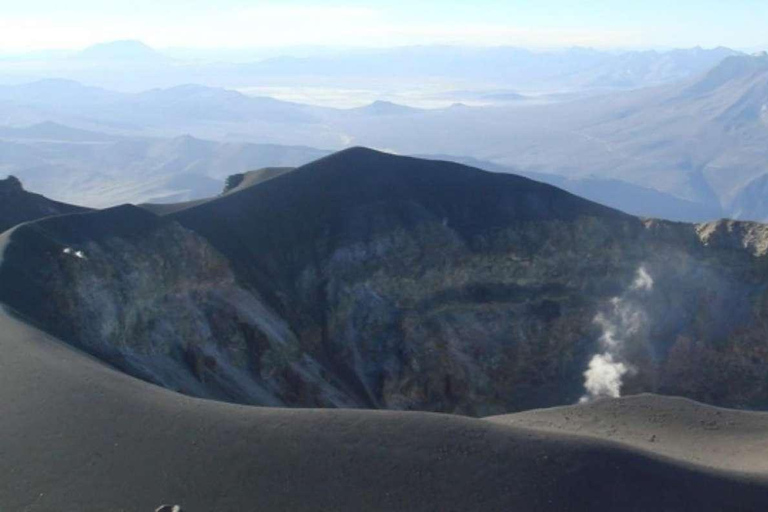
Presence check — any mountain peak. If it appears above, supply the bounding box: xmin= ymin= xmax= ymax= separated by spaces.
xmin=353 ymin=100 xmax=418 ymax=115
xmin=686 ymin=53 xmax=768 ymax=95
xmin=78 ymin=40 xmax=167 ymax=62
xmin=177 ymin=148 xmax=622 ymax=240
xmin=0 ymin=176 xmax=23 ymax=193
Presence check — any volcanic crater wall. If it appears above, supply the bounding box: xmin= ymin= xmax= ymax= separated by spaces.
xmin=3 ymin=152 xmax=768 ymax=415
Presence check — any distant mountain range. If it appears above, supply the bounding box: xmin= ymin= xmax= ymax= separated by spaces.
xmin=0 ymin=41 xmax=742 ymax=96
xmin=456 ymin=52 xmax=768 ymax=221
xmin=1 ymin=48 xmax=768 ymax=221
xmin=244 ymin=45 xmax=742 ymax=92
xmin=0 ymin=123 xmax=328 ymax=207
xmin=0 ymin=116 xmax=724 ymax=220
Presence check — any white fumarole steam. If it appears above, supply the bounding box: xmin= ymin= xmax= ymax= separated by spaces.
xmin=63 ymin=247 xmax=87 ymax=260
xmin=580 ymin=266 xmax=653 ymax=402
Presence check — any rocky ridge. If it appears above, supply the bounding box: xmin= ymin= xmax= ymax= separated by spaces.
xmin=0 ymin=175 xmax=88 ymax=233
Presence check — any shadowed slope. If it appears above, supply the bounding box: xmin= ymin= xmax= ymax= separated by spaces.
xmin=0 ymin=293 xmax=767 ymax=510
xmin=0 ymin=176 xmax=89 ymax=233
xmin=140 ymin=166 xmax=297 ymax=216
xmin=489 ymin=394 xmax=768 ymax=475
xmin=171 ymin=146 xmax=624 ymax=309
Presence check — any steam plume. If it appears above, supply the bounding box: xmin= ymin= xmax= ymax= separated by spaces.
xmin=580 ymin=266 xmax=653 ymax=402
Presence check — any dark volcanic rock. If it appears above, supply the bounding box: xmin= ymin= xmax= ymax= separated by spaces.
xmin=222 ymin=167 xmax=295 ymax=195
xmin=223 ymin=173 xmax=245 ymax=194
xmin=0 ymin=175 xmax=89 ymax=233
xmin=3 ymin=149 xmax=768 ymax=415
xmin=1 ymin=175 xmax=23 ymax=192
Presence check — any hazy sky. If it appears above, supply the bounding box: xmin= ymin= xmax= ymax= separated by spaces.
xmin=2 ymin=0 xmax=767 ymax=52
